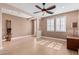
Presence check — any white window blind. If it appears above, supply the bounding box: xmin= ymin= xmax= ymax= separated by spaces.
xmin=47 ymin=19 xmax=54 ymax=31
xmin=56 ymin=16 xmax=66 ymax=32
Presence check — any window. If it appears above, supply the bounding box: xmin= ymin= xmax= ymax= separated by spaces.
xmin=47 ymin=19 xmax=54 ymax=31
xmin=56 ymin=16 xmax=66 ymax=32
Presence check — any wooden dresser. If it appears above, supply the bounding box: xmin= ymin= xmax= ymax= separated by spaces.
xmin=67 ymin=36 xmax=79 ymax=51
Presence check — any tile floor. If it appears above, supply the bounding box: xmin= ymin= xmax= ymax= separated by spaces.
xmin=0 ymin=36 xmax=78 ymax=55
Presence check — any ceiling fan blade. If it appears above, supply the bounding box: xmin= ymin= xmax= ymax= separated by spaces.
xmin=35 ymin=5 xmax=42 ymax=10
xmin=33 ymin=11 xmax=42 ymax=14
xmin=46 ymin=10 xmax=53 ymax=14
xmin=46 ymin=5 xmax=56 ymax=10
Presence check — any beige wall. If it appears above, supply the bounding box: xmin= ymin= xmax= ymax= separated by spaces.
xmin=2 ymin=13 xmax=33 ymax=38
xmin=40 ymin=10 xmax=78 ymax=39
xmin=0 ymin=10 xmax=2 ymax=48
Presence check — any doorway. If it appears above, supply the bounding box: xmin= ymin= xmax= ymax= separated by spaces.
xmin=6 ymin=20 xmax=11 ymax=41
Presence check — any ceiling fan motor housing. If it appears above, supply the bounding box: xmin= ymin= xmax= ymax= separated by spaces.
xmin=42 ymin=9 xmax=47 ymax=11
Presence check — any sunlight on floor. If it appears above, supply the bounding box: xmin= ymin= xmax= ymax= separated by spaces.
xmin=37 ymin=39 xmax=63 ymax=50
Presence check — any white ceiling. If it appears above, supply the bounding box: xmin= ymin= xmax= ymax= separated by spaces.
xmin=8 ymin=3 xmax=79 ymax=18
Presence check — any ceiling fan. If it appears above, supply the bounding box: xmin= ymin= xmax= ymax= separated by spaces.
xmin=33 ymin=3 xmax=56 ymax=15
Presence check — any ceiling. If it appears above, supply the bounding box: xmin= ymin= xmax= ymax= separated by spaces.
xmin=8 ymin=3 xmax=79 ymax=18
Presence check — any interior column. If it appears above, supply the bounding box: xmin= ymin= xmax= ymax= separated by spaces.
xmin=34 ymin=19 xmax=37 ymax=36
xmin=0 ymin=9 xmax=3 ymax=49
xmin=36 ymin=17 xmax=41 ymax=38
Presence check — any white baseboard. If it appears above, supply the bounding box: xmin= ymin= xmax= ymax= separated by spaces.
xmin=3 ymin=35 xmax=33 ymax=41
xmin=12 ymin=35 xmax=32 ymax=40
xmin=42 ymin=36 xmax=66 ymax=42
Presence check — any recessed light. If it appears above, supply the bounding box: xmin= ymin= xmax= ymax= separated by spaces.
xmin=62 ymin=6 xmax=65 ymax=9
